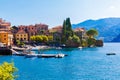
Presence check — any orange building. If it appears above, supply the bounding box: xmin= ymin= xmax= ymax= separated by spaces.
xmin=0 ymin=31 xmax=8 ymax=46
xmin=0 ymin=18 xmax=13 ymax=46
xmin=0 ymin=31 xmax=13 ymax=46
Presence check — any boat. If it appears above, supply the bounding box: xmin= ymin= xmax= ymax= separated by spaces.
xmin=12 ymin=47 xmax=25 ymax=51
xmin=56 ymin=47 xmax=62 ymax=49
xmin=106 ymin=53 xmax=116 ymax=55
xmin=37 ymin=53 xmax=68 ymax=58
xmin=37 ymin=54 xmax=55 ymax=58
xmin=55 ymin=53 xmax=65 ymax=58
xmin=25 ymin=53 xmax=38 ymax=58
xmin=78 ymin=46 xmax=82 ymax=49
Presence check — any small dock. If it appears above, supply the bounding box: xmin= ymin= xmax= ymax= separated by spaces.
xmin=14 ymin=53 xmax=67 ymax=58
xmin=11 ymin=49 xmax=68 ymax=58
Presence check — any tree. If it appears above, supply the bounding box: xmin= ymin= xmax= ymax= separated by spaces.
xmin=81 ymin=39 xmax=88 ymax=47
xmin=16 ymin=40 xmax=25 ymax=47
xmin=66 ymin=18 xmax=74 ymax=38
xmin=48 ymin=36 xmax=53 ymax=41
xmin=62 ymin=20 xmax=67 ymax=44
xmin=61 ymin=17 xmax=74 ymax=44
xmin=0 ymin=62 xmax=18 ymax=80
xmin=42 ymin=35 xmax=48 ymax=42
xmin=66 ymin=35 xmax=81 ymax=47
xmin=35 ymin=35 xmax=43 ymax=42
xmin=87 ymin=38 xmax=96 ymax=47
xmin=30 ymin=36 xmax=36 ymax=41
xmin=72 ymin=35 xmax=80 ymax=43
xmin=12 ymin=26 xmax=18 ymax=30
xmin=86 ymin=28 xmax=98 ymax=38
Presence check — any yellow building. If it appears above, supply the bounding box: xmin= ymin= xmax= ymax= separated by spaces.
xmin=15 ymin=30 xmax=28 ymax=41
xmin=0 ymin=31 xmax=8 ymax=46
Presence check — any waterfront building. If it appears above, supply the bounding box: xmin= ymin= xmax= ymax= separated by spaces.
xmin=49 ymin=26 xmax=62 ymax=43
xmin=35 ymin=24 xmax=48 ymax=34
xmin=0 ymin=18 xmax=11 ymax=32
xmin=0 ymin=18 xmax=13 ymax=46
xmin=18 ymin=23 xmax=48 ymax=41
xmin=8 ymin=32 xmax=13 ymax=46
xmin=15 ymin=30 xmax=28 ymax=42
xmin=0 ymin=31 xmax=8 ymax=46
xmin=49 ymin=25 xmax=62 ymax=33
xmin=74 ymin=28 xmax=87 ymax=40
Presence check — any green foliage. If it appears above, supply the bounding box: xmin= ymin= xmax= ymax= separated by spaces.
xmin=62 ymin=20 xmax=66 ymax=36
xmin=86 ymin=28 xmax=98 ymax=38
xmin=66 ymin=35 xmax=81 ymax=47
xmin=81 ymin=39 xmax=88 ymax=47
xmin=16 ymin=40 xmax=25 ymax=47
xmin=30 ymin=35 xmax=50 ymax=43
xmin=30 ymin=36 xmax=36 ymax=41
xmin=0 ymin=62 xmax=18 ymax=80
xmin=11 ymin=26 xmax=18 ymax=30
xmin=35 ymin=35 xmax=43 ymax=42
xmin=48 ymin=36 xmax=53 ymax=41
xmin=42 ymin=35 xmax=48 ymax=42
xmin=62 ymin=17 xmax=74 ymax=44
xmin=72 ymin=35 xmax=80 ymax=43
xmin=87 ymin=38 xmax=96 ymax=47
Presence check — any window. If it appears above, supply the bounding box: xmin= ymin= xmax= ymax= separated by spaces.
xmin=17 ymin=38 xmax=19 ymax=40
xmin=4 ymin=38 xmax=6 ymax=40
xmin=24 ymin=35 xmax=26 ymax=36
xmin=4 ymin=35 xmax=6 ymax=37
xmin=24 ymin=38 xmax=26 ymax=40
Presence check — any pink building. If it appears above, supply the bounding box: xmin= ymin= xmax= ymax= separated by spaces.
xmin=0 ymin=18 xmax=11 ymax=32
xmin=18 ymin=23 xmax=48 ymax=41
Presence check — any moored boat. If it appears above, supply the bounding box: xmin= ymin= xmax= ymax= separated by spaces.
xmin=106 ymin=53 xmax=116 ymax=55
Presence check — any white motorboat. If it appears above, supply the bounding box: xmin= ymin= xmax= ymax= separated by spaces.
xmin=55 ymin=53 xmax=65 ymax=58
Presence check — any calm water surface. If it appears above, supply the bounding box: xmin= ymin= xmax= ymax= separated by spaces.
xmin=0 ymin=43 xmax=120 ymax=80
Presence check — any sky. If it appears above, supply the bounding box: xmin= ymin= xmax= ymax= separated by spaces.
xmin=0 ymin=0 xmax=120 ymax=28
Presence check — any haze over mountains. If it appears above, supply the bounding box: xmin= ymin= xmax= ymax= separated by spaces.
xmin=72 ymin=18 xmax=120 ymax=42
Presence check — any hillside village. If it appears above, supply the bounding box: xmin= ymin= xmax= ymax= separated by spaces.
xmin=0 ymin=18 xmax=103 ymax=48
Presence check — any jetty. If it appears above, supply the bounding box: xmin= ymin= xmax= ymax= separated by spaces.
xmin=37 ymin=53 xmax=67 ymax=58
xmin=11 ymin=49 xmax=67 ymax=58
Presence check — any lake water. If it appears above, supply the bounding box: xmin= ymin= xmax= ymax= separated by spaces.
xmin=0 ymin=43 xmax=120 ymax=80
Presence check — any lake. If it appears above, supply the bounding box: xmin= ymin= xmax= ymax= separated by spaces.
xmin=0 ymin=43 xmax=120 ymax=80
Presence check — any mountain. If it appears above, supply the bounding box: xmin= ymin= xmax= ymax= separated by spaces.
xmin=72 ymin=18 xmax=120 ymax=42
xmin=112 ymin=33 xmax=120 ymax=42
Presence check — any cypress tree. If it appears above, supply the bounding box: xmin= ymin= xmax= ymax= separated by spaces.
xmin=61 ymin=17 xmax=74 ymax=44
xmin=62 ymin=20 xmax=66 ymax=36
xmin=66 ymin=17 xmax=74 ymax=37
xmin=61 ymin=20 xmax=66 ymax=44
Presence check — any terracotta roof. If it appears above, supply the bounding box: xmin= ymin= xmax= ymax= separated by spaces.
xmin=52 ymin=25 xmax=62 ymax=29
xmin=0 ymin=31 xmax=8 ymax=33
xmin=74 ymin=28 xmax=85 ymax=32
xmin=16 ymin=30 xmax=27 ymax=34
